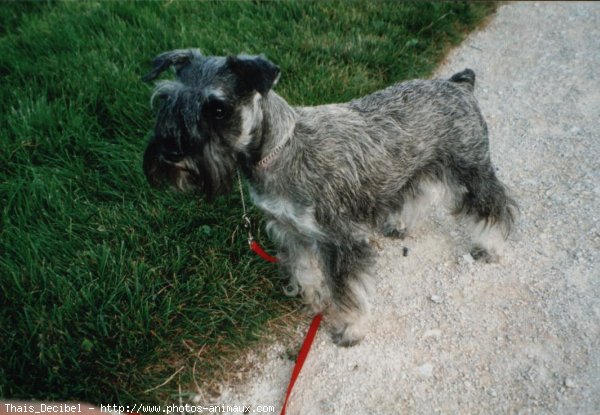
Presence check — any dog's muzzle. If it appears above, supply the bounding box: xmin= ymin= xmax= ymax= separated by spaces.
xmin=143 ymin=138 xmax=191 ymax=189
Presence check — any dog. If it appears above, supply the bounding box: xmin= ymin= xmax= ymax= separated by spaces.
xmin=142 ymin=49 xmax=517 ymax=346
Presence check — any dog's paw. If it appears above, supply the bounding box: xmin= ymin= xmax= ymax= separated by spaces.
xmin=330 ymin=323 xmax=366 ymax=347
xmin=382 ymin=223 xmax=407 ymax=240
xmin=470 ymin=245 xmax=499 ymax=263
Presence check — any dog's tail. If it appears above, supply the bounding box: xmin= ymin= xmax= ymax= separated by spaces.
xmin=449 ymin=68 xmax=476 ymax=92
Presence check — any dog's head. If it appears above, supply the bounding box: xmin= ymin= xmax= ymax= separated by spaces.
xmin=142 ymin=49 xmax=280 ymax=200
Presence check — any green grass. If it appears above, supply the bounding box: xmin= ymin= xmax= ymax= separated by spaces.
xmin=0 ymin=0 xmax=496 ymax=406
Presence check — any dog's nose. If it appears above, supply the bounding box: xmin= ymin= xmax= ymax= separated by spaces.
xmin=162 ymin=149 xmax=185 ymax=163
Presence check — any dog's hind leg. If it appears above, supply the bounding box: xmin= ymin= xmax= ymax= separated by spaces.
xmin=450 ymin=164 xmax=517 ymax=263
xmin=382 ymin=179 xmax=444 ymax=239
xmin=382 ymin=202 xmax=415 ymax=240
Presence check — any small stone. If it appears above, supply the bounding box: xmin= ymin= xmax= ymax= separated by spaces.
xmin=462 ymin=253 xmax=475 ymax=264
xmin=564 ymin=378 xmax=576 ymax=388
xmin=423 ymin=329 xmax=442 ymax=339
xmin=430 ymin=294 xmax=443 ymax=304
xmin=319 ymin=400 xmax=335 ymax=412
xmin=417 ymin=363 xmax=434 ymax=377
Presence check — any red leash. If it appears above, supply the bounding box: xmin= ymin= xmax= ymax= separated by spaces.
xmin=280 ymin=313 xmax=323 ymax=415
xmin=249 ymin=238 xmax=278 ymax=263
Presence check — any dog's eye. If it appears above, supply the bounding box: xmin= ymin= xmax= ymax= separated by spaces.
xmin=204 ymin=99 xmax=230 ymax=122
xmin=214 ymin=106 xmax=225 ymax=120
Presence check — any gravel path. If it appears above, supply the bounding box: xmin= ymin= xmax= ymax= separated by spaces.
xmin=215 ymin=2 xmax=600 ymax=413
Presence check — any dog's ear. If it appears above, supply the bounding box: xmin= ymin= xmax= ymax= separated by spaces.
xmin=227 ymin=55 xmax=280 ymax=95
xmin=142 ymin=49 xmax=200 ymax=82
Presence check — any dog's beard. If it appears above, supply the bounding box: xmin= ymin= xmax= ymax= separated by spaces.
xmin=193 ymin=152 xmax=235 ymax=200
xmin=143 ymin=140 xmax=235 ymax=200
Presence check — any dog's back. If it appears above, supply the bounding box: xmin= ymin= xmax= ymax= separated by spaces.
xmin=285 ymin=71 xmax=490 ymax=219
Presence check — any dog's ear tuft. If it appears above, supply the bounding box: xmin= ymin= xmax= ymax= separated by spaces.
xmin=227 ymin=55 xmax=280 ymax=95
xmin=142 ymin=49 xmax=200 ymax=83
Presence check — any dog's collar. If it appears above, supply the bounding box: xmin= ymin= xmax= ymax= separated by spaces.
xmin=256 ymin=139 xmax=289 ymax=168
xmin=256 ymin=121 xmax=295 ymax=168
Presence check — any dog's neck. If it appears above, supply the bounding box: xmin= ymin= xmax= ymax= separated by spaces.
xmin=256 ymin=92 xmax=296 ymax=169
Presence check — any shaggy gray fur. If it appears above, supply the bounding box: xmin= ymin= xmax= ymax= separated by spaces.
xmin=142 ymin=50 xmax=517 ymax=346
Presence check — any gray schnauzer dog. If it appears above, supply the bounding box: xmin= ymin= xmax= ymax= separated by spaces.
xmin=142 ymin=49 xmax=517 ymax=346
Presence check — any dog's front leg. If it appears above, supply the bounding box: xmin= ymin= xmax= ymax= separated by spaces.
xmin=273 ymin=232 xmax=330 ymax=315
xmin=318 ymin=240 xmax=374 ymax=347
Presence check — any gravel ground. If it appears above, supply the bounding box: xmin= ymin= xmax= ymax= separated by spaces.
xmin=213 ymin=2 xmax=600 ymax=413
